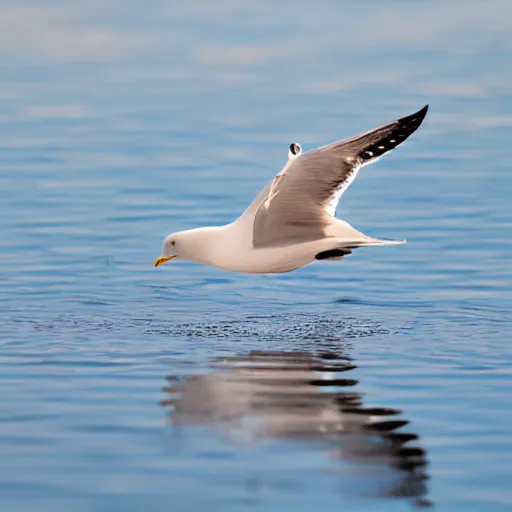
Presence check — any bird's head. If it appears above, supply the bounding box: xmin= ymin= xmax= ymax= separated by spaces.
xmin=154 ymin=227 xmax=220 ymax=267
xmin=154 ymin=231 xmax=186 ymax=267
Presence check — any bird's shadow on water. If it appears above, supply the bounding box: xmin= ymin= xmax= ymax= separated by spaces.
xmin=160 ymin=316 xmax=433 ymax=508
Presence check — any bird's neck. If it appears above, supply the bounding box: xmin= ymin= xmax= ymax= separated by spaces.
xmin=179 ymin=225 xmax=231 ymax=265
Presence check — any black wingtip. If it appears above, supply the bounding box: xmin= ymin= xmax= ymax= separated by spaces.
xmin=398 ymin=104 xmax=429 ymax=126
xmin=355 ymin=105 xmax=429 ymax=163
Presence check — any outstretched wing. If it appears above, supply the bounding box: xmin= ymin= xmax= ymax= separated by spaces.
xmin=252 ymin=105 xmax=428 ymax=248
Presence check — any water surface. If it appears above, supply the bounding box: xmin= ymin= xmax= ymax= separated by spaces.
xmin=1 ymin=1 xmax=511 ymax=510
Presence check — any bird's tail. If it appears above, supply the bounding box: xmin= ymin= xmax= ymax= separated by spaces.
xmin=338 ymin=237 xmax=406 ymax=248
xmin=329 ymin=220 xmax=406 ymax=249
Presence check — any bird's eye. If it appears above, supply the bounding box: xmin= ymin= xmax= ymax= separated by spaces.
xmin=170 ymin=240 xmax=176 ymax=247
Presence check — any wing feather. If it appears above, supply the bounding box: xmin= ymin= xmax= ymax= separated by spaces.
xmin=252 ymin=106 xmax=428 ymax=248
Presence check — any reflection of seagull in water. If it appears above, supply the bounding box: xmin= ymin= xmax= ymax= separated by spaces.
xmin=162 ymin=351 xmax=430 ymax=502
xmin=155 ymin=106 xmax=428 ymax=274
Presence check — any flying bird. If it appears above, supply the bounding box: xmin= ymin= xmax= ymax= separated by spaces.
xmin=155 ymin=105 xmax=428 ymax=274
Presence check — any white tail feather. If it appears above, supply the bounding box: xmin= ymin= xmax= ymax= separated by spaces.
xmin=337 ymin=238 xmax=406 ymax=248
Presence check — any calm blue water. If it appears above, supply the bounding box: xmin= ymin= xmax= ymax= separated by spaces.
xmin=1 ymin=1 xmax=512 ymax=510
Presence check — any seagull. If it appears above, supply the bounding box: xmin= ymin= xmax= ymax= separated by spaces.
xmin=155 ymin=105 xmax=428 ymax=274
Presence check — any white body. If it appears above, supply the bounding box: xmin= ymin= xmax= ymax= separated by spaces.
xmin=167 ymin=217 xmax=401 ymax=274
xmin=177 ymin=224 xmax=328 ymax=274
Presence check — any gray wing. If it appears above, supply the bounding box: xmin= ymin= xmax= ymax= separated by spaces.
xmin=253 ymin=105 xmax=428 ymax=248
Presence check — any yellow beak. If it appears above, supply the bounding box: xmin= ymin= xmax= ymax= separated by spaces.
xmin=154 ymin=255 xmax=176 ymax=267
